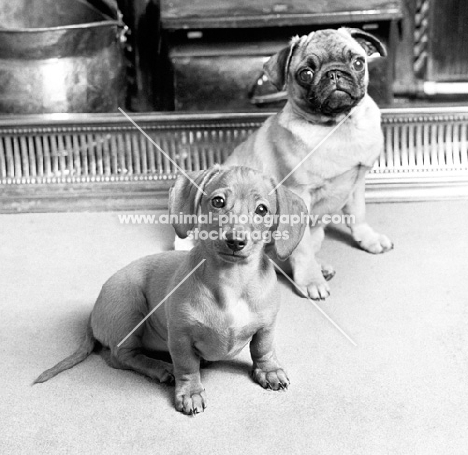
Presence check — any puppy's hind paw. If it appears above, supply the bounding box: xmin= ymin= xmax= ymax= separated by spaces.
xmin=252 ymin=368 xmax=290 ymax=391
xmin=150 ymin=361 xmax=175 ymax=384
xmin=159 ymin=369 xmax=175 ymax=384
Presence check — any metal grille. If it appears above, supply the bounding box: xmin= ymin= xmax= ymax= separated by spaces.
xmin=1 ymin=108 xmax=468 ymax=186
xmin=0 ymin=118 xmax=257 ymax=185
xmin=379 ymin=114 xmax=468 ymax=172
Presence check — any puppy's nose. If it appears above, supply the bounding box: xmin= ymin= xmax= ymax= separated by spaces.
xmin=225 ymin=232 xmax=247 ymax=252
xmin=326 ymin=70 xmax=342 ymax=82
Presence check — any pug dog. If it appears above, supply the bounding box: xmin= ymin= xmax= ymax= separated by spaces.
xmin=224 ymin=28 xmax=393 ymax=300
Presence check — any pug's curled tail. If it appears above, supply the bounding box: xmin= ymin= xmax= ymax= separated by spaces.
xmin=33 ymin=320 xmax=95 ymax=384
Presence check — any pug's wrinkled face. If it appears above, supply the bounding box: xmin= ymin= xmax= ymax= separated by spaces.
xmin=290 ymin=30 xmax=369 ymax=116
xmin=264 ymin=28 xmax=386 ymax=119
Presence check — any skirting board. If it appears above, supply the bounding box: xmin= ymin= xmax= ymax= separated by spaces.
xmin=365 ymin=171 xmax=468 ymax=202
xmin=1 ymin=107 xmax=468 ymax=213
xmin=2 ymin=173 xmax=468 ymax=214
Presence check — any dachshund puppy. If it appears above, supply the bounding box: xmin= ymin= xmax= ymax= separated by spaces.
xmin=34 ymin=165 xmax=308 ymax=415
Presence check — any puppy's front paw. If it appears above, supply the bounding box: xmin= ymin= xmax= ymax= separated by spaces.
xmin=252 ymin=368 xmax=289 ymax=391
xmin=175 ymin=384 xmax=207 ymax=415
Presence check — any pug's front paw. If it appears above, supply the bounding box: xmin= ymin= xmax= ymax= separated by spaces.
xmin=252 ymin=368 xmax=289 ymax=391
xmin=352 ymin=224 xmax=393 ymax=254
xmin=359 ymin=232 xmax=393 ymax=254
xmin=294 ymin=277 xmax=330 ymax=300
xmin=307 ymin=280 xmax=330 ymax=300
xmin=293 ymin=266 xmax=331 ymax=300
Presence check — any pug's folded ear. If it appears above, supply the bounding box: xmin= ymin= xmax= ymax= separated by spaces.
xmin=272 ymin=184 xmax=308 ymax=261
xmin=169 ymin=165 xmax=221 ymax=238
xmin=264 ymin=36 xmax=301 ymax=90
xmin=340 ymin=27 xmax=387 ymax=57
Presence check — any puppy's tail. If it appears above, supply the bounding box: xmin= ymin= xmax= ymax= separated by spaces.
xmin=33 ymin=320 xmax=96 ymax=384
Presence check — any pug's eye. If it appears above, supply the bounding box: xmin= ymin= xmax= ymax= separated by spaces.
xmin=298 ymin=68 xmax=314 ymax=84
xmin=352 ymin=57 xmax=365 ymax=72
xmin=255 ymin=204 xmax=268 ymax=216
xmin=211 ymin=196 xmax=225 ymax=208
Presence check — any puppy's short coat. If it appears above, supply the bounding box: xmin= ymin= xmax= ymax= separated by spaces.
xmin=34 ymin=166 xmax=307 ymax=415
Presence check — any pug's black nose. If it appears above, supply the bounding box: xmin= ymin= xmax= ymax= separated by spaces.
xmin=225 ymin=233 xmax=246 ymax=251
xmin=327 ymin=70 xmax=342 ymax=82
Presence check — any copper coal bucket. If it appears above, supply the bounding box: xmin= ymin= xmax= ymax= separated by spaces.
xmin=0 ymin=0 xmax=127 ymax=114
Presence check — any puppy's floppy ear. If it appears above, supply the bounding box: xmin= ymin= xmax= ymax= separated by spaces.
xmin=342 ymin=27 xmax=387 ymax=57
xmin=264 ymin=36 xmax=300 ymax=90
xmin=272 ymin=184 xmax=308 ymax=261
xmin=169 ymin=165 xmax=221 ymax=239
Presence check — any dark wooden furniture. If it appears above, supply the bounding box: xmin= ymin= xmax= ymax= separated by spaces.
xmin=393 ymin=0 xmax=468 ymax=99
xmin=425 ymin=0 xmax=468 ymax=82
xmin=160 ymin=0 xmax=402 ymax=111
xmin=160 ymin=0 xmax=402 ymax=29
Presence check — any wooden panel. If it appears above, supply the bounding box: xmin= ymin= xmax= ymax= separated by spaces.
xmin=173 ymin=55 xmax=276 ymax=111
xmin=161 ymin=0 xmax=402 ymax=29
xmin=427 ymin=0 xmax=468 ymax=82
xmin=169 ymin=24 xmax=392 ymax=111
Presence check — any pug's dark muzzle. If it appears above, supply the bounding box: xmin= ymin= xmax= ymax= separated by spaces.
xmin=321 ymin=93 xmax=355 ymax=115
xmin=308 ymin=69 xmax=364 ymax=115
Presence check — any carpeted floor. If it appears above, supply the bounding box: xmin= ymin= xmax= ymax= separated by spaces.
xmin=1 ymin=201 xmax=467 ymax=455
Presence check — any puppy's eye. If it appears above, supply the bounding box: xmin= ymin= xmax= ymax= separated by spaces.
xmin=352 ymin=58 xmax=365 ymax=72
xmin=255 ymin=204 xmax=268 ymax=216
xmin=211 ymin=196 xmax=225 ymax=208
xmin=298 ymin=69 xmax=314 ymax=84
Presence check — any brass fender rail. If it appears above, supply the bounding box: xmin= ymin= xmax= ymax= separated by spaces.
xmin=1 ymin=107 xmax=468 ymax=212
